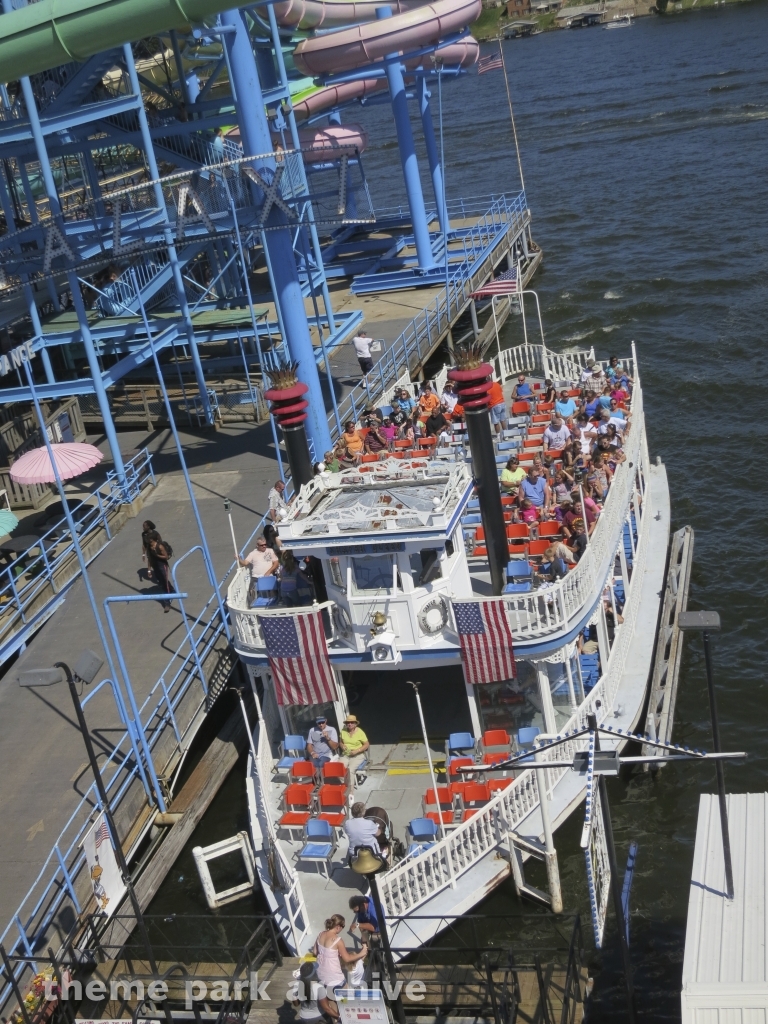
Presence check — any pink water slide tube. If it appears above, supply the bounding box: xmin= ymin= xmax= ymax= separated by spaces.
xmin=289 ymin=37 xmax=477 ymax=124
xmin=291 ymin=0 xmax=482 ymax=77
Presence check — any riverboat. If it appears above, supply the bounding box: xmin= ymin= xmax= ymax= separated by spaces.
xmin=228 ymin=333 xmax=669 ymax=955
xmin=604 ymin=13 xmax=634 ymax=27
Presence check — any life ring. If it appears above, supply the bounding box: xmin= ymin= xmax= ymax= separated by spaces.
xmin=333 ymin=604 xmax=353 ymax=641
xmin=418 ymin=595 xmax=449 ymax=636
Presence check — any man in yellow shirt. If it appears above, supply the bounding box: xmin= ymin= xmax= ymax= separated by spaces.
xmin=340 ymin=714 xmax=370 ymax=777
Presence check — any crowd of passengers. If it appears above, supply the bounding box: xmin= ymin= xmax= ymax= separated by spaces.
xmin=237 ymin=358 xmax=633 ymax=604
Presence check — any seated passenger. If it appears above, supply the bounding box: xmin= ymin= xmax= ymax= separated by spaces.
xmin=555 ymin=389 xmax=578 ymax=420
xmin=501 ymin=456 xmax=526 ymax=494
xmin=425 ymin=407 xmax=448 ymax=438
xmin=516 ymin=498 xmax=539 ymax=525
xmin=518 ymin=466 xmax=551 ymax=515
xmin=364 ymin=424 xmax=388 ymax=455
xmin=542 ymin=541 xmax=575 ymax=580
xmin=441 ymin=380 xmax=459 ymax=413
xmin=568 ymin=517 xmax=589 ymax=562
xmin=418 ymin=383 xmax=440 ymax=418
xmin=344 ymin=801 xmax=381 ymax=856
xmin=512 ymin=374 xmax=533 ymax=401
xmin=543 ymin=415 xmax=571 ymax=452
xmin=379 ymin=417 xmax=397 ymax=446
xmin=342 ymin=421 xmax=364 ymax=458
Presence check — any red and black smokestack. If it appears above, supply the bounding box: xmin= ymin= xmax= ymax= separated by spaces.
xmin=448 ymin=344 xmax=507 ymax=596
xmin=264 ymin=362 xmax=314 ymax=490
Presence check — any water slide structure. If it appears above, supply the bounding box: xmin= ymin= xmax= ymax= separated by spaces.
xmin=0 ymin=0 xmax=537 ymax=1002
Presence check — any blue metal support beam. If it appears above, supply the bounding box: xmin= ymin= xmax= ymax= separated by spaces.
xmin=419 ymin=76 xmax=449 ymax=236
xmin=221 ymin=7 xmax=332 ymax=456
xmin=376 ymin=6 xmax=435 ymax=272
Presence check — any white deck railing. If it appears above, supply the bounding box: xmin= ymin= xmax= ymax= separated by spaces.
xmin=378 ymin=360 xmax=652 ymax=918
xmin=247 ymin=721 xmax=310 ymax=951
xmin=493 ymin=379 xmax=644 ymax=641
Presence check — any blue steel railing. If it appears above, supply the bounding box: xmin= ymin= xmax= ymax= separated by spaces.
xmin=0 ymin=512 xmax=269 ymax=1016
xmin=328 ymin=192 xmax=528 ymax=434
xmin=0 ymin=448 xmax=155 ymax=664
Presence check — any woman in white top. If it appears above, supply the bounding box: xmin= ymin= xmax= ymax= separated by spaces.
xmin=314 ymin=914 xmax=366 ymax=999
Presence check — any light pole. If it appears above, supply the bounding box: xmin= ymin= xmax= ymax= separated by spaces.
xmin=678 ymin=610 xmax=733 ymax=899
xmin=587 ymin=713 xmax=635 ymax=1024
xmin=18 ymin=654 xmax=158 ymax=976
xmin=350 ymin=848 xmax=405 ymax=1024
xmin=407 ymin=681 xmax=446 ymax=840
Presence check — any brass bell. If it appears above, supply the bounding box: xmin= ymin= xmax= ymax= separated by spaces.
xmin=371 ymin=610 xmax=387 ymax=634
xmin=351 ymin=846 xmax=385 ymax=876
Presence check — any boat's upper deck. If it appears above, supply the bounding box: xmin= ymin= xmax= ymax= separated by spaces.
xmin=229 ymin=343 xmax=644 ymax=663
xmin=277 ymin=460 xmax=473 ymax=551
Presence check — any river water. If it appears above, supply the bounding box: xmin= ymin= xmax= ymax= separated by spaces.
xmin=149 ymin=6 xmax=768 ymax=1019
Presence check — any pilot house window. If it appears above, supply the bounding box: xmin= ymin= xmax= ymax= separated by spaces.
xmin=352 ymin=555 xmax=393 ymax=591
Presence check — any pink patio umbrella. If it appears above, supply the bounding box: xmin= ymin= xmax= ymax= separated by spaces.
xmin=10 ymin=442 xmax=104 ymax=485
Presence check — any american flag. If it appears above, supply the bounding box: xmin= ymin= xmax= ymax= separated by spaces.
xmin=470 ymin=268 xmax=517 ymax=300
xmin=258 ymin=609 xmax=337 ymax=706
xmin=478 ymin=52 xmax=504 ymax=75
xmin=94 ymin=817 xmax=110 ymax=849
xmin=453 ymin=599 xmax=517 ymax=685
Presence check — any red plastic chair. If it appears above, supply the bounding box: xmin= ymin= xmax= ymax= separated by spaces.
xmin=359 ymin=427 xmax=370 ymax=437
xmin=418 ymin=436 xmax=437 ymax=448
xmin=321 ymin=762 xmax=348 ymax=786
xmin=423 ymin=786 xmax=455 ymax=820
xmin=528 ymin=424 xmax=546 ymax=436
xmin=290 ymin=761 xmax=316 ymax=786
xmin=279 ymin=783 xmax=314 ymax=836
xmin=511 ymin=401 xmax=530 ymax=416
xmin=389 ymin=451 xmax=405 ymax=459
xmin=500 ymin=495 xmax=516 ymax=507
xmin=475 ymin=526 xmax=486 ymax=543
xmin=483 ymin=730 xmax=510 ymax=747
xmin=472 ymin=546 xmax=488 ymax=558
xmin=394 ymin=438 xmax=412 ymax=449
xmin=507 ymin=523 xmax=528 ymax=540
xmin=523 ymin=439 xmax=543 ymax=450
xmin=317 ymin=785 xmax=348 ymax=827
xmin=489 ymin=778 xmax=514 ymax=794
xmin=483 ymin=752 xmax=512 ymax=766
xmin=528 ymin=539 xmax=552 ymax=558
xmin=361 ymin=453 xmax=379 ymax=463
xmin=537 ymin=521 xmax=563 ymax=539
xmin=532 ymin=413 xmax=550 ymax=424
xmin=459 ymin=783 xmax=491 ymax=821
xmin=567 ymin=388 xmax=581 ymax=397
xmin=447 ymin=756 xmax=475 ymax=781
xmin=537 ymin=402 xmax=555 ymax=412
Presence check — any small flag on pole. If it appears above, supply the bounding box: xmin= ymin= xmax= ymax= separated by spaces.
xmin=453 ymin=599 xmax=517 ymax=685
xmin=478 ymin=52 xmax=504 ymax=75
xmin=95 ymin=818 xmax=110 ymax=849
xmin=258 ymin=609 xmax=337 ymax=706
xmin=470 ymin=267 xmax=518 ymax=299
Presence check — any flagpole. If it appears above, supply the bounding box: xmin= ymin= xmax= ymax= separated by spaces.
xmin=499 ymin=43 xmax=525 ymax=193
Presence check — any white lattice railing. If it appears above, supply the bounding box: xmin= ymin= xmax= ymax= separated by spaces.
xmin=495 ymin=342 xmax=599 ymax=386
xmin=378 ymin=362 xmax=654 ymax=918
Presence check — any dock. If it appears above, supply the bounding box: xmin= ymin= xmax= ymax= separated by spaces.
xmin=681 ymin=793 xmax=768 ymax=1022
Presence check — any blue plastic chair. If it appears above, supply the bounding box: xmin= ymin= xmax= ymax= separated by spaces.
xmin=447 ymin=732 xmax=476 ymax=755
xmin=406 ymin=817 xmax=438 ymax=856
xmin=497 ymin=441 xmax=519 ymax=452
xmin=253 ymin=575 xmax=278 ymax=607
xmin=467 ymin=499 xmax=481 ymax=511
xmin=507 ymin=561 xmax=533 ymax=580
xmin=276 ymin=734 xmax=306 ymax=774
xmin=516 ymin=726 xmax=541 ymax=764
xmin=298 ymin=819 xmax=336 ymax=877
xmin=463 ymin=513 xmax=482 ymax=525
xmin=504 ymin=581 xmax=532 ymax=594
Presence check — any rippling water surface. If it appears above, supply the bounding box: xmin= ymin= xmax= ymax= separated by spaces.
xmin=153 ymin=7 xmax=768 ymax=1018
